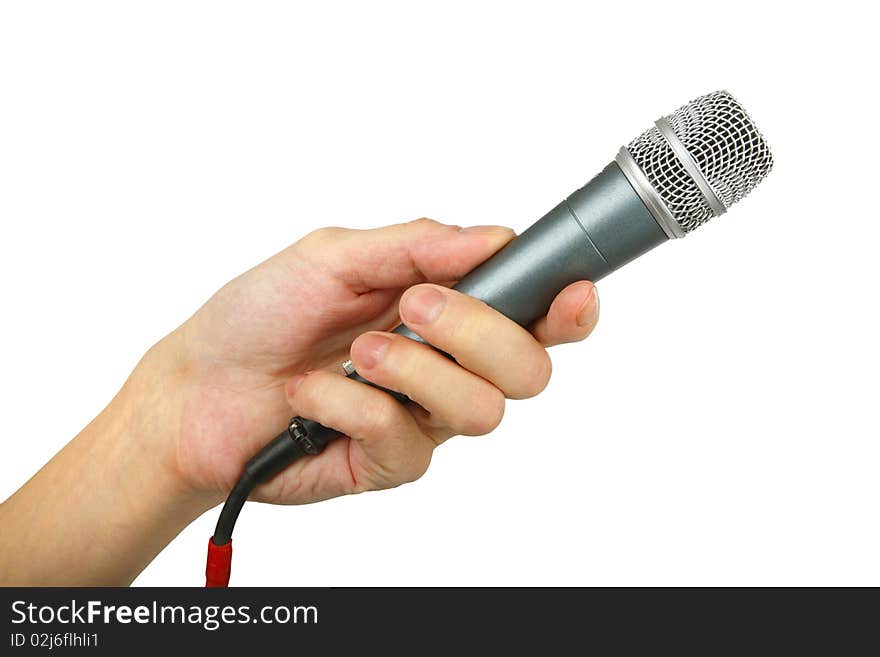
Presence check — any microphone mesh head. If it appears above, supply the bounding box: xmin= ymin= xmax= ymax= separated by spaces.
xmin=626 ymin=90 xmax=773 ymax=233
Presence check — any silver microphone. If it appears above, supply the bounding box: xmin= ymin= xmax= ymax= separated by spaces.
xmin=390 ymin=89 xmax=775 ymax=343
xmin=211 ymin=89 xmax=775 ymax=553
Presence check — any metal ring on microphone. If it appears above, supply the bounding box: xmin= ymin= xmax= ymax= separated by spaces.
xmin=654 ymin=117 xmax=727 ymax=217
xmin=615 ymin=147 xmax=685 ymax=239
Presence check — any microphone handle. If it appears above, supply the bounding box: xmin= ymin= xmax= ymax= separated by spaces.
xmin=399 ymin=160 xmax=668 ymax=340
xmin=254 ymin=161 xmax=670 ymax=473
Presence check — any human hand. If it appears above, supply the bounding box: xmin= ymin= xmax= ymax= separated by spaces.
xmin=160 ymin=219 xmax=599 ymax=509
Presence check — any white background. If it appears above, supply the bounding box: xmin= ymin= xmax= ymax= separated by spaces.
xmin=1 ymin=1 xmax=877 ymax=586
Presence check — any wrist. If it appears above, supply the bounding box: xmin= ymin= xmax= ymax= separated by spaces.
xmin=120 ymin=330 xmax=223 ymax=517
xmin=0 ymin=330 xmax=218 ymax=585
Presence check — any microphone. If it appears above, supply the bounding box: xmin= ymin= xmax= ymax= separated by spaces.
xmin=206 ymin=90 xmax=774 ymax=584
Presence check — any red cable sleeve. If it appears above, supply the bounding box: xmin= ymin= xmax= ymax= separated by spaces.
xmin=205 ymin=537 xmax=233 ymax=587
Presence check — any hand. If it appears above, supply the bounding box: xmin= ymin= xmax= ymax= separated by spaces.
xmin=166 ymin=218 xmax=599 ymax=507
xmin=0 ymin=218 xmax=599 ymax=585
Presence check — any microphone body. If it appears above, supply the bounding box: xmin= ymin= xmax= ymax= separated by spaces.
xmin=397 ymin=161 xmax=667 ymax=341
xmin=211 ymin=90 xmax=774 ymax=554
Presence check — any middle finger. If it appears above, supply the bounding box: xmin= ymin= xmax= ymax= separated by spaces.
xmin=397 ymin=284 xmax=552 ymax=399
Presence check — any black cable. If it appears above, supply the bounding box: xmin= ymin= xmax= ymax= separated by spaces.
xmin=211 ymin=416 xmax=343 ymax=547
xmin=212 ymin=472 xmax=256 ymax=546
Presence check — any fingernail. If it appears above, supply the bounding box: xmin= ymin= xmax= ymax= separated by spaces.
xmin=354 ymin=333 xmax=391 ymax=370
xmin=401 ymin=286 xmax=446 ymax=325
xmin=576 ymin=286 xmax=599 ymax=327
xmin=459 ymin=225 xmax=512 ymax=236
xmin=286 ymin=374 xmax=307 ymax=397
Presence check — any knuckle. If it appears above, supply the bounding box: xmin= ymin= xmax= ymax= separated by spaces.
xmin=301 ymin=226 xmax=343 ymax=247
xmin=441 ymin=294 xmax=485 ymax=342
xmin=361 ymin=394 xmax=403 ymax=439
xmin=464 ymin=387 xmax=506 ymax=435
xmin=296 ymin=371 xmax=343 ymax=417
xmin=399 ymin=448 xmax=434 ymax=485
xmin=355 ymin=443 xmax=432 ymax=494
xmin=291 ymin=371 xmax=328 ymax=411
xmin=408 ymin=217 xmax=440 ymax=229
xmin=309 ymin=368 xmax=336 ymax=388
xmin=517 ymin=350 xmax=552 ymax=399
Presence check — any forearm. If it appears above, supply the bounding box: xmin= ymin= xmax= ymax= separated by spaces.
xmin=0 ymin=336 xmax=216 ymax=586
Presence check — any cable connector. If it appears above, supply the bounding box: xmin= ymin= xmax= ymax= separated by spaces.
xmin=206 ymin=416 xmax=343 ymax=586
xmin=205 ymin=538 xmax=233 ymax=587
xmin=288 ymin=418 xmax=319 ymax=455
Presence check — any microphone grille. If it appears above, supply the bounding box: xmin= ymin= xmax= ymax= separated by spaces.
xmin=625 ymin=90 xmax=773 ymax=234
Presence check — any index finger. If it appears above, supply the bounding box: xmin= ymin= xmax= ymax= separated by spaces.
xmin=296 ymin=219 xmax=515 ymax=291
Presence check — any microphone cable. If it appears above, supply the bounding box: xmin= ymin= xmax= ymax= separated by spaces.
xmin=205 ymin=415 xmax=357 ymax=586
xmin=206 ymin=367 xmax=413 ymax=586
